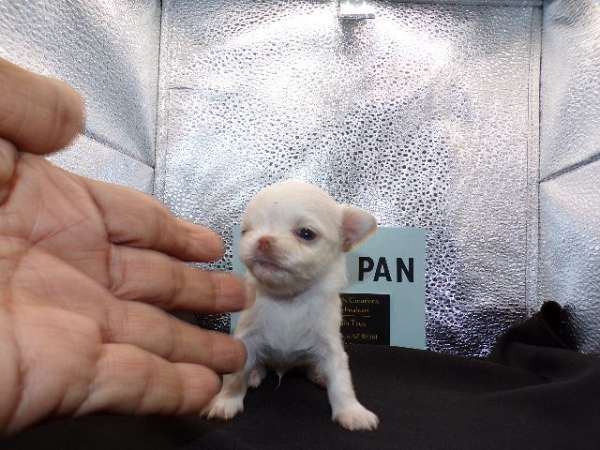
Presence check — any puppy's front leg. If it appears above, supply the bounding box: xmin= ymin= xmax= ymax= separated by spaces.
xmin=320 ymin=345 xmax=379 ymax=431
xmin=204 ymin=369 xmax=249 ymax=420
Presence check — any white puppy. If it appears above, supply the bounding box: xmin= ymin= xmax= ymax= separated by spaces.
xmin=205 ymin=180 xmax=379 ymax=431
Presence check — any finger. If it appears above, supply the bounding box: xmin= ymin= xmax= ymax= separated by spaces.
xmin=0 ymin=58 xmax=84 ymax=154
xmin=82 ymin=177 xmax=224 ymax=262
xmin=76 ymin=343 xmax=221 ymax=416
xmin=107 ymin=300 xmax=246 ymax=374
xmin=108 ymin=245 xmax=253 ymax=312
xmin=0 ymin=138 xmax=17 ymax=204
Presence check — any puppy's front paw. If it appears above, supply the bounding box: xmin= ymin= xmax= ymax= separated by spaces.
xmin=334 ymin=403 xmax=379 ymax=431
xmin=203 ymin=395 xmax=244 ymax=420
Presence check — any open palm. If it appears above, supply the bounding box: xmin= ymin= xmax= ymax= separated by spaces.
xmin=0 ymin=60 xmax=249 ymax=434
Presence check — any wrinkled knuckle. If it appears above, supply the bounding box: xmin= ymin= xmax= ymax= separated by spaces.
xmin=132 ymin=352 xmax=155 ymax=414
xmin=106 ymin=303 xmax=128 ymax=343
xmin=108 ymin=245 xmax=126 ymax=294
xmin=154 ymin=209 xmax=171 ymax=247
xmin=169 ymin=262 xmax=185 ymax=308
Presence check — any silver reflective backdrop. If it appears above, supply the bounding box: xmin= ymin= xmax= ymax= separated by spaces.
xmin=539 ymin=0 xmax=600 ymax=354
xmin=156 ymin=0 xmax=541 ymax=356
xmin=540 ymin=0 xmax=600 ymax=180
xmin=0 ymin=0 xmax=160 ymax=192
xmin=0 ymin=0 xmax=598 ymax=356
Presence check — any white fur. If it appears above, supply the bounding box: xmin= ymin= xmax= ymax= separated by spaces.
xmin=204 ymin=181 xmax=378 ymax=431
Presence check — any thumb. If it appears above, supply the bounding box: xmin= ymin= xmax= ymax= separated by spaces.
xmin=0 ymin=58 xmax=85 ymax=155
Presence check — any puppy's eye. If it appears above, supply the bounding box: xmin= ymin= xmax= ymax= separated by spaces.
xmin=295 ymin=228 xmax=317 ymax=241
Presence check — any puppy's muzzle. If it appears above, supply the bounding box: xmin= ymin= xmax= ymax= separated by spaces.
xmin=257 ymin=235 xmax=273 ymax=253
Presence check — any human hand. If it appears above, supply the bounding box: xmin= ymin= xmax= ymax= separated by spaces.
xmin=0 ymin=58 xmax=251 ymax=434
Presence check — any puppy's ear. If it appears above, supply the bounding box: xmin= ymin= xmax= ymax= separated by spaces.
xmin=340 ymin=206 xmax=377 ymax=252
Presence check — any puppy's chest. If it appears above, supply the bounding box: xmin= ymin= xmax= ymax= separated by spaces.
xmin=254 ymin=298 xmax=331 ymax=365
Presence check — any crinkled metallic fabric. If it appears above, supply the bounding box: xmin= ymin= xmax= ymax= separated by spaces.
xmin=540 ymin=0 xmax=600 ymax=181
xmin=390 ymin=0 xmax=540 ymax=4
xmin=0 ymin=0 xmax=160 ymax=192
xmin=540 ymin=160 xmax=600 ymax=354
xmin=539 ymin=0 xmax=600 ymax=354
xmin=48 ymin=135 xmax=155 ymax=193
xmin=156 ymin=0 xmax=542 ymax=356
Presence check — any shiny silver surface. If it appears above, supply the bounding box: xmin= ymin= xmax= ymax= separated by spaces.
xmin=4 ymin=0 xmax=598 ymax=356
xmin=539 ymin=0 xmax=600 ymax=354
xmin=48 ymin=135 xmax=155 ymax=193
xmin=157 ymin=0 xmax=541 ymax=355
xmin=391 ymin=0 xmax=540 ymax=4
xmin=0 ymin=0 xmax=160 ymax=190
xmin=540 ymin=160 xmax=600 ymax=354
xmin=540 ymin=0 xmax=600 ymax=181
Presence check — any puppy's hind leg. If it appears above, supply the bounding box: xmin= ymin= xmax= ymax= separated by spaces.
xmin=307 ymin=365 xmax=327 ymax=389
xmin=248 ymin=365 xmax=267 ymax=388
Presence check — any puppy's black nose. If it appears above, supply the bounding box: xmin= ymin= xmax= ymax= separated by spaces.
xmin=257 ymin=236 xmax=273 ymax=252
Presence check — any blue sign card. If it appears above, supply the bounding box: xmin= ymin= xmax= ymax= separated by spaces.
xmin=230 ymin=226 xmax=426 ymax=350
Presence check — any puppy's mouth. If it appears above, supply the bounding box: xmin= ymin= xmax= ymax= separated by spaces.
xmin=250 ymin=256 xmax=288 ymax=273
